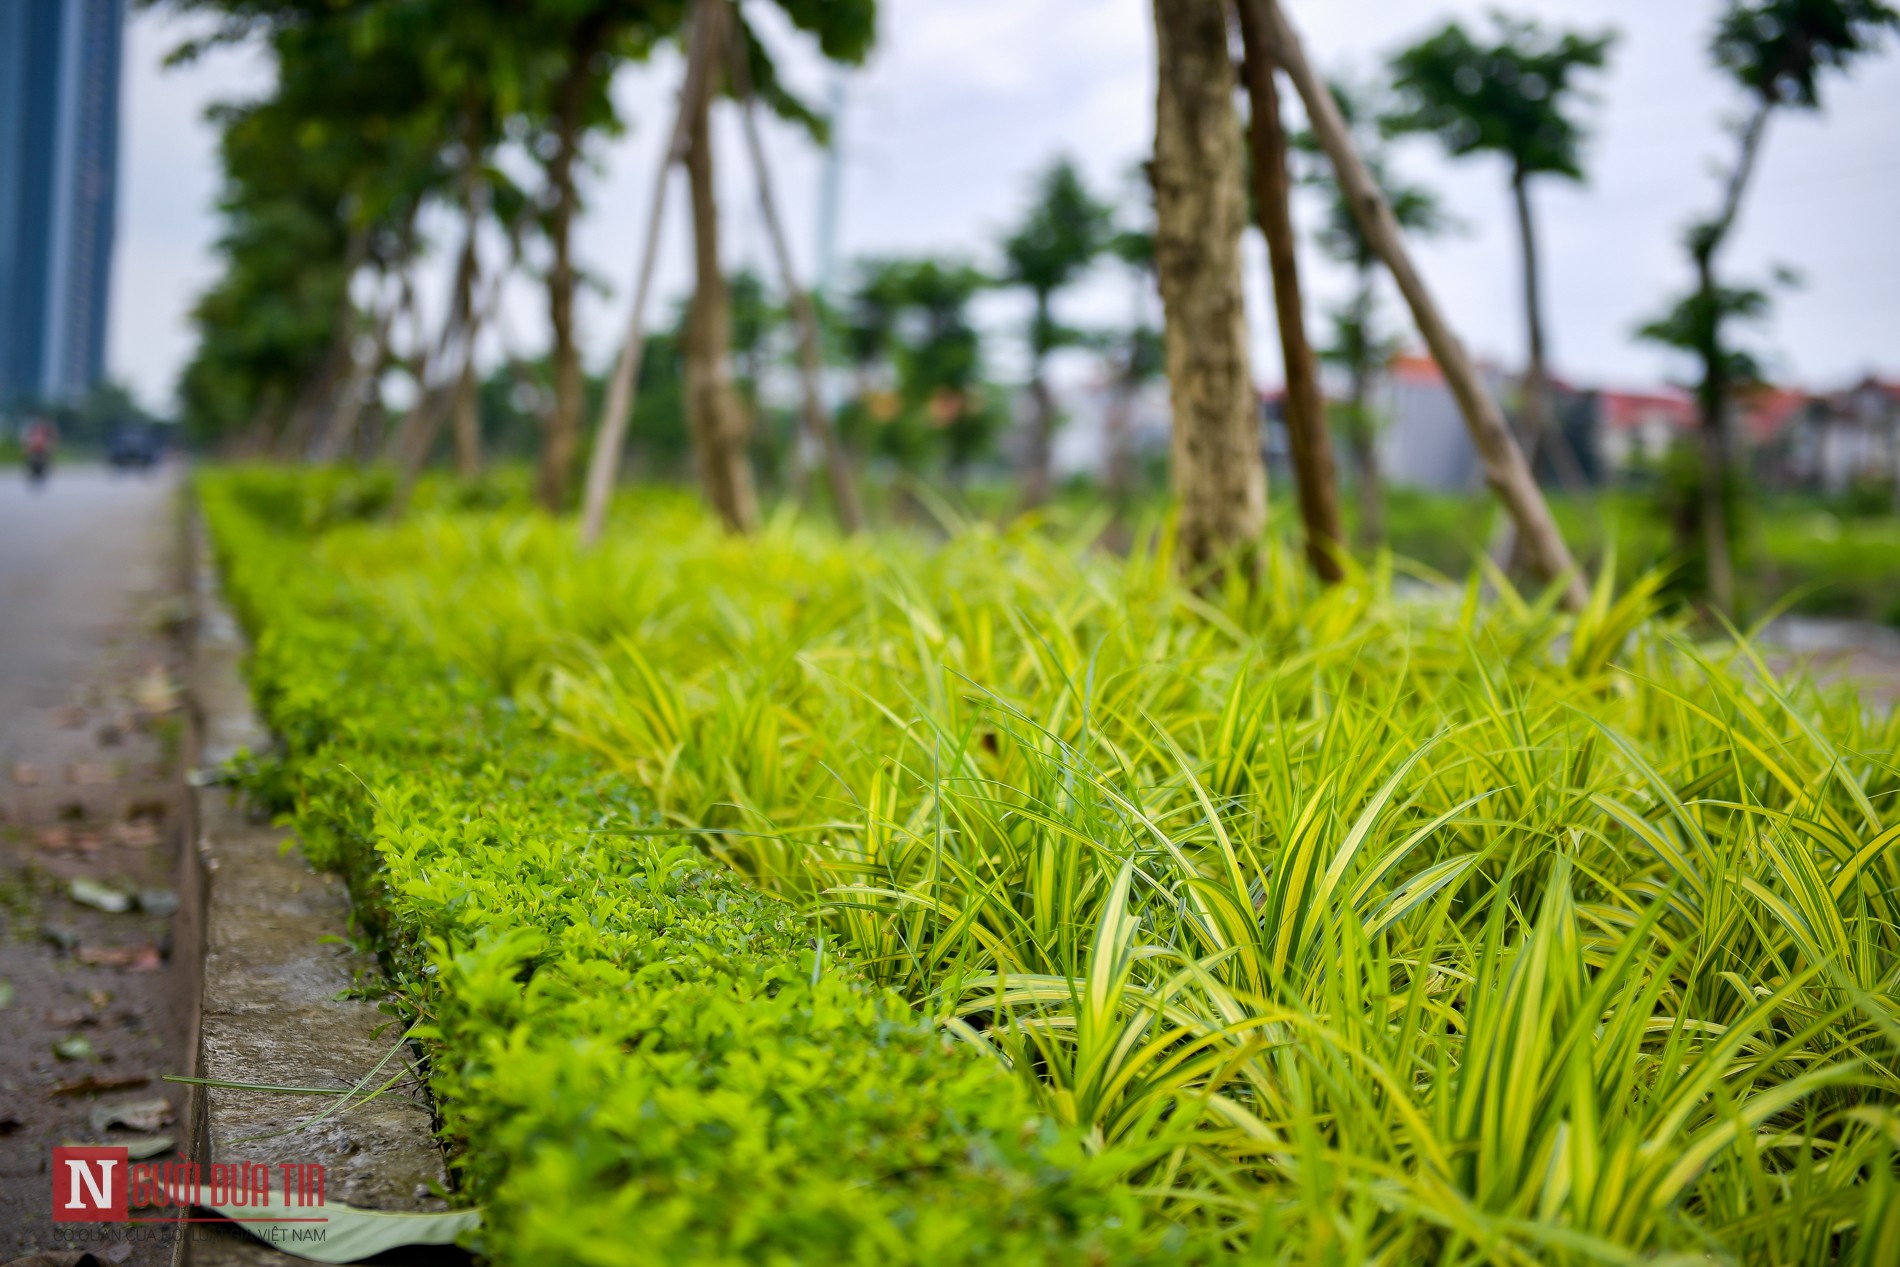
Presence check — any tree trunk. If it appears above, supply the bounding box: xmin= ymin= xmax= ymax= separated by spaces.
xmin=277 ymin=228 xmax=370 ymax=461
xmin=1251 ymin=0 xmax=1585 ymax=609
xmin=1694 ymin=252 xmax=1738 ymax=615
xmin=277 ymin=333 xmax=348 ymax=461
xmin=238 ymin=389 xmax=286 ymax=459
xmin=1507 ymin=164 xmax=1588 ymax=499
xmin=581 ymin=0 xmax=723 ymax=546
xmin=683 ymin=1 xmax=758 ymax=534
xmin=452 ymin=371 xmax=481 ymax=478
xmin=381 ymin=258 xmax=438 ymax=466
xmin=312 ymin=304 xmax=382 ymax=463
xmin=725 ymin=5 xmax=863 ymax=534
xmin=1237 ymin=7 xmax=1342 ymax=583
xmin=390 ymin=202 xmax=482 ymax=495
xmin=314 ymin=287 xmax=397 ymax=464
xmin=1685 ymin=98 xmax=1770 ymax=615
xmin=1511 ymin=165 xmax=1553 ymax=467
xmin=1151 ymin=0 xmax=1266 ymax=580
xmin=1345 ymin=284 xmax=1383 ymax=546
xmin=448 ymin=255 xmax=495 ymax=482
xmin=538 ymin=16 xmax=607 ymax=513
xmin=1105 ymin=379 xmax=1135 ymax=500
xmin=1023 ymin=337 xmax=1055 ymax=508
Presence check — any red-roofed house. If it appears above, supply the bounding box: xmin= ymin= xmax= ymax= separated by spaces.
xmin=1597 ymin=388 xmax=1698 ymax=471
xmin=1373 ymin=352 xmax=1510 ymax=490
xmin=1768 ymin=377 xmax=1900 ymax=497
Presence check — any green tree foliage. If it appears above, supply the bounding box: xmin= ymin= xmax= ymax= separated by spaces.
xmin=1713 ymin=0 xmax=1900 ymax=105
xmin=1637 ymin=281 xmax=1776 ymax=391
xmin=1387 ymin=16 xmax=1615 ymax=180
xmin=1000 ymin=158 xmax=1112 ymax=503
xmin=836 ymin=258 xmax=999 ymax=476
xmin=165 ymin=0 xmax=880 ymax=479
xmin=1642 ymin=0 xmax=1897 ymax=611
xmin=1001 ymin=159 xmax=1112 ymax=366
xmin=174 ymin=6 xmax=445 ymax=446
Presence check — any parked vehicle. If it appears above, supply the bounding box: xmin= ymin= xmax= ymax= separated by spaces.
xmin=107 ymin=421 xmax=165 ymax=470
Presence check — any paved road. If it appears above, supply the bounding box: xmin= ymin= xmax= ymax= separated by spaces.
xmin=1 ymin=462 xmax=189 ymax=1265
xmin=1 ymin=465 xmax=181 ymax=739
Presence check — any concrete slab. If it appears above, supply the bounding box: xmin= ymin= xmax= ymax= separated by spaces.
xmin=178 ymin=520 xmax=454 ymax=1267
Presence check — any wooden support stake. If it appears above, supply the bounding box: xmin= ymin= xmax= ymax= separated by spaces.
xmin=1236 ymin=2 xmax=1343 ymax=582
xmin=578 ymin=8 xmax=720 ymax=546
xmin=1248 ymin=0 xmax=1586 ymax=609
xmin=725 ymin=3 xmax=863 ymax=534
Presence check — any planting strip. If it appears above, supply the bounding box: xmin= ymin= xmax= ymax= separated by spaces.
xmin=175 ymin=524 xmax=453 ymax=1267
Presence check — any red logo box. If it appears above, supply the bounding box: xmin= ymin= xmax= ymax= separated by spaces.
xmin=52 ymin=1146 xmax=129 ymax=1222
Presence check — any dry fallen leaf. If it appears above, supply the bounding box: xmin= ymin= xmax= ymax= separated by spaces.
xmin=124 ymin=1134 xmax=176 ymax=1160
xmin=11 ymin=762 xmax=44 ymax=786
xmin=39 ymin=829 xmax=105 ymax=855
xmin=114 ymin=820 xmax=161 ymax=848
xmin=90 ymin=1097 xmax=173 ymax=1133
xmin=53 ymin=1035 xmax=95 ymax=1061
xmin=131 ymin=666 xmax=180 ymax=714
xmin=66 ymin=763 xmax=118 ymax=786
xmin=50 ymin=1072 xmax=149 ymax=1097
xmin=75 ymin=944 xmax=162 ymax=972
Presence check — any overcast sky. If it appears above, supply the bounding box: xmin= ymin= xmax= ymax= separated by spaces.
xmin=107 ymin=0 xmax=1900 ymax=413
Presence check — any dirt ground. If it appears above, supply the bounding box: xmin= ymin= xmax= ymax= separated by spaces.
xmin=1 ymin=465 xmax=190 ymax=1266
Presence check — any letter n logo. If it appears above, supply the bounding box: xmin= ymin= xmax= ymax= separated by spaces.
xmin=53 ymin=1146 xmax=128 ymax=1222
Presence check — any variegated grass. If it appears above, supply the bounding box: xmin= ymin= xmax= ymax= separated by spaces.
xmin=320 ymin=493 xmax=1900 ymax=1262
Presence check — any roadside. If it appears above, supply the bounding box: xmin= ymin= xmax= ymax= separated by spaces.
xmin=0 ymin=465 xmax=190 ymax=1266
xmin=1760 ymin=614 xmax=1900 ymax=706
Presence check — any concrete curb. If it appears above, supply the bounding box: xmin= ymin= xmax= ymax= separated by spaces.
xmin=175 ymin=520 xmax=453 ymax=1266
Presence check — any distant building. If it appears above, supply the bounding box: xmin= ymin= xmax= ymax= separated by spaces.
xmin=0 ymin=0 xmax=125 ymax=409
xmin=1594 ymin=377 xmax=1900 ymax=498
xmin=1044 ymin=346 xmax=1898 ymax=505
xmin=1777 ymin=378 xmax=1900 ymax=496
xmin=1049 ymin=372 xmax=1171 ymax=481
xmin=1597 ymin=388 xmax=1698 ymax=472
xmin=1373 ymin=353 xmax=1514 ymax=491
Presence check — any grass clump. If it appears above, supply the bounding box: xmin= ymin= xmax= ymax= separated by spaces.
xmin=204 ymin=469 xmax=1900 ymax=1264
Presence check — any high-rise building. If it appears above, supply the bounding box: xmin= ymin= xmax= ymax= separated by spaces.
xmin=0 ymin=0 xmax=125 ymax=410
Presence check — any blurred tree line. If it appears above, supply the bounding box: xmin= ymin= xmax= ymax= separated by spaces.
xmin=162 ymin=0 xmax=1896 ymax=612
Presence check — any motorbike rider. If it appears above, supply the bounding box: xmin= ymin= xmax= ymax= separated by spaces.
xmin=23 ymin=417 xmax=55 ymax=485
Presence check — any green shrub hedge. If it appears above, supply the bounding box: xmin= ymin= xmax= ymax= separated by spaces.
xmin=202 ymin=473 xmax=1192 ymax=1264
